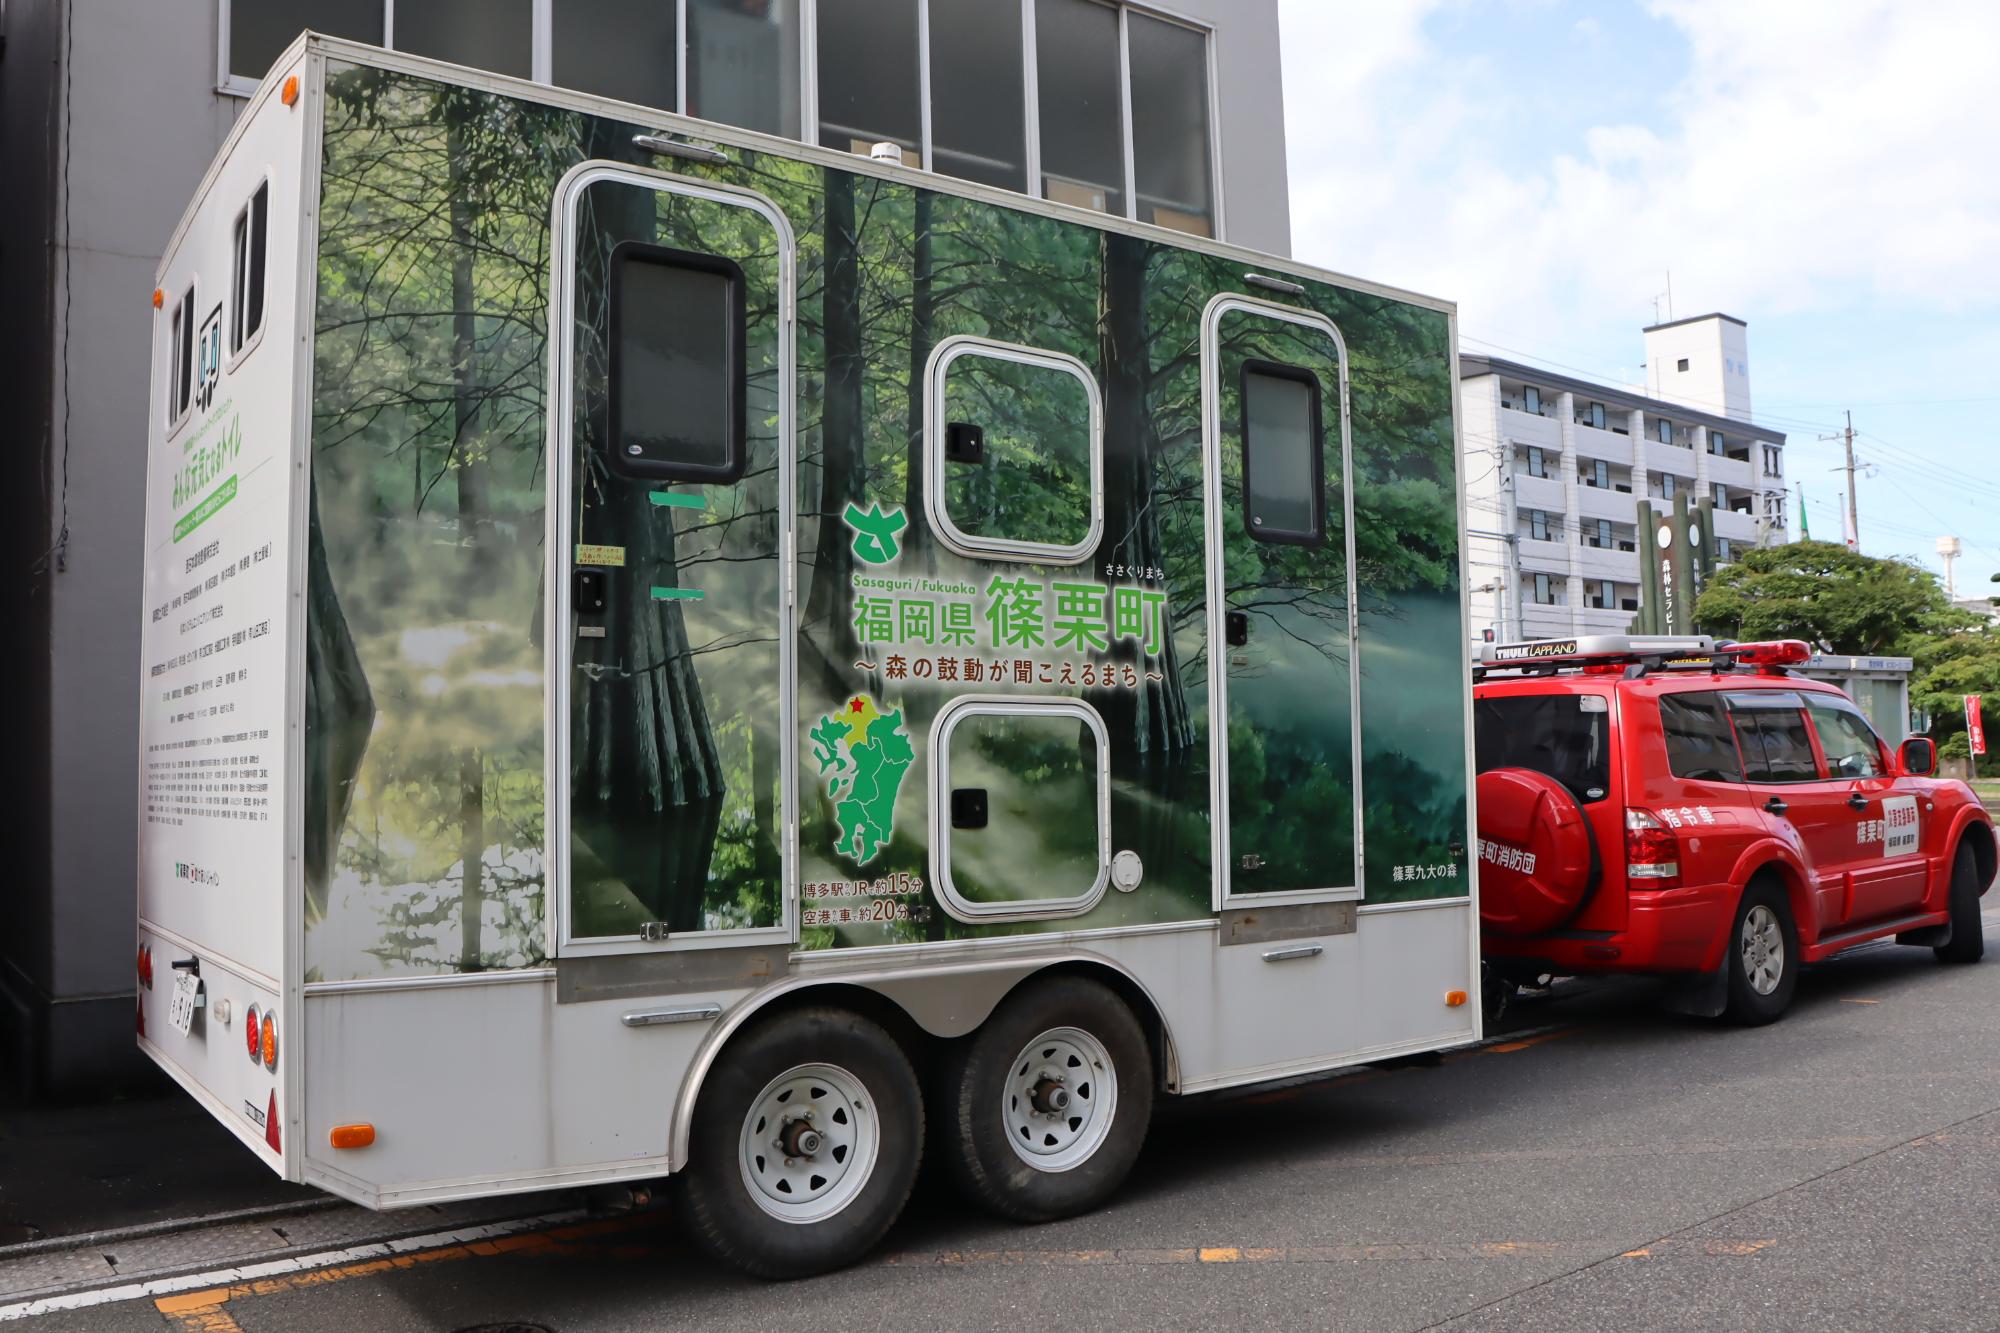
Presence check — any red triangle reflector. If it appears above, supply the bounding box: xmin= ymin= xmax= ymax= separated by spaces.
xmin=265 ymin=1089 xmax=282 ymax=1153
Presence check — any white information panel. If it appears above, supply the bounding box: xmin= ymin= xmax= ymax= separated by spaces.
xmin=136 ymin=82 xmax=305 ymax=988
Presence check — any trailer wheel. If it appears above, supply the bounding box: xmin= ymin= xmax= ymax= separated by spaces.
xmin=680 ymin=1006 xmax=922 ymax=1279
xmin=942 ymin=976 xmax=1153 ymax=1223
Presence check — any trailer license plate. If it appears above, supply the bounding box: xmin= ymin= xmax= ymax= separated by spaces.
xmin=168 ymin=971 xmax=201 ymax=1036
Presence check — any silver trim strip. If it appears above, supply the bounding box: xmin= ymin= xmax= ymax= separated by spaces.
xmin=621 ymin=1004 xmax=723 ymax=1027
xmin=1357 ymin=895 xmax=1471 ymax=917
xmin=1260 ymin=943 xmax=1323 ymax=962
xmin=632 ymin=133 xmax=730 ymax=165
xmin=304 ymin=968 xmax=557 ymax=997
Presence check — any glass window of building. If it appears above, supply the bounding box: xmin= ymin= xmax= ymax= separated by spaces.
xmin=395 ymin=0 xmax=533 ymax=78
xmin=1524 ymin=385 xmax=1541 ymax=414
xmin=929 ymin=0 xmax=1028 ymax=191
xmin=555 ymin=0 xmax=679 ymax=110
xmin=1034 ymin=0 xmax=1125 ymax=216
xmin=687 ymin=0 xmax=802 ymax=137
xmin=230 ymin=0 xmax=381 ymax=80
xmin=1657 ymin=417 xmax=1673 ymax=445
xmin=1529 ymin=510 xmax=1548 ymax=542
xmin=1524 ymin=446 xmax=1545 ymax=478
xmin=1128 ymin=12 xmax=1212 ymax=235
xmin=817 ymin=0 xmax=921 ymax=158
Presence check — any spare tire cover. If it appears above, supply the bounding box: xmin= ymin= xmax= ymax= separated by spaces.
xmin=1475 ymin=767 xmax=1599 ymax=937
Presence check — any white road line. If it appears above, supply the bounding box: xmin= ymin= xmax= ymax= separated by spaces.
xmin=0 ymin=1209 xmax=585 ymax=1322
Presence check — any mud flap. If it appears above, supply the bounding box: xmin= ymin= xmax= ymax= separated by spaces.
xmin=1662 ymin=964 xmax=1730 ymax=1018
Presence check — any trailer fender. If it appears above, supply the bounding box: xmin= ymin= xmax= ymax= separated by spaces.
xmin=667 ymin=951 xmax=1180 ymax=1172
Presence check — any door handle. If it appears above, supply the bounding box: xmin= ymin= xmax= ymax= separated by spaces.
xmin=1764 ymin=796 xmax=1788 ymax=816
xmin=1846 ymin=792 xmax=1868 ymax=811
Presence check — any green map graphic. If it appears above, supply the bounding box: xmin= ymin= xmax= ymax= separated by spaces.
xmin=809 ymin=695 xmax=915 ymax=865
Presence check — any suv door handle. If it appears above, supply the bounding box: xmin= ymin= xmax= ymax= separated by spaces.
xmin=1764 ymin=796 xmax=1789 ymax=816
xmin=1846 ymin=792 xmax=1868 ymax=811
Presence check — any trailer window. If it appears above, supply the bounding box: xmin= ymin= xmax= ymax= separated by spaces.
xmin=167 ymin=285 xmax=195 ymax=427
xmin=230 ymin=181 xmax=269 ymax=356
xmin=606 ymin=242 xmax=746 ymax=483
xmin=1240 ymin=361 xmax=1324 ymax=546
xmin=1474 ymin=694 xmax=1610 ymax=803
xmin=928 ymin=338 xmax=1102 ymax=564
xmin=933 ymin=699 xmax=1110 ymax=923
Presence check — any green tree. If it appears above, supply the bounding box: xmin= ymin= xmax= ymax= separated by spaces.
xmin=1694 ymin=541 xmax=1971 ymax=654
xmin=1912 ymin=629 xmax=2000 ymax=756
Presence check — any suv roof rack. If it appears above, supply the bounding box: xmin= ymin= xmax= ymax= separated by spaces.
xmin=1472 ymin=635 xmax=1811 ymax=682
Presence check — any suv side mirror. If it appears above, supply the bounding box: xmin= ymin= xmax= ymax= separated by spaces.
xmin=1898 ymin=736 xmax=1937 ymax=777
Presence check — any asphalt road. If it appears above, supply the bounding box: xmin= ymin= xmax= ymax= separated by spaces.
xmin=19 ymin=911 xmax=2000 ymax=1332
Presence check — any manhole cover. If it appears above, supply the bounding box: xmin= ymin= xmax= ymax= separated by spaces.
xmin=452 ymin=1325 xmax=554 ymax=1333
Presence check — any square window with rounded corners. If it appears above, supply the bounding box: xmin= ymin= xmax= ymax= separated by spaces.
xmin=929 ymin=697 xmax=1110 ymax=923
xmin=606 ymin=241 xmax=747 ymax=484
xmin=924 ymin=336 xmax=1103 ymax=564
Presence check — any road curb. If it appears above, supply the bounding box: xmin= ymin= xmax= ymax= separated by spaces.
xmin=0 ymin=1197 xmax=345 ymax=1264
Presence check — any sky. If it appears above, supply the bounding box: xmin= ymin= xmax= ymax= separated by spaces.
xmin=1277 ymin=0 xmax=2000 ymax=598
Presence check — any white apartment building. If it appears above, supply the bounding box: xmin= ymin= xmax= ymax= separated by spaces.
xmin=1461 ymin=314 xmax=1788 ymax=644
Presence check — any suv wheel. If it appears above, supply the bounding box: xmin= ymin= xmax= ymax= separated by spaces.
xmin=1724 ymin=880 xmax=1798 ymax=1025
xmin=1935 ymin=841 xmax=1986 ymax=965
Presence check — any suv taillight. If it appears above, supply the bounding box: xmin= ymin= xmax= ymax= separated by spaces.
xmin=1625 ymin=808 xmax=1681 ymax=889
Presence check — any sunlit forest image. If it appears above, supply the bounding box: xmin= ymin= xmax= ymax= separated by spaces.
xmin=301 ymin=63 xmax=1469 ymax=981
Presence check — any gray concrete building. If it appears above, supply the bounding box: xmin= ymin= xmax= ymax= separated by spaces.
xmin=1 ymin=0 xmax=1291 ymax=1097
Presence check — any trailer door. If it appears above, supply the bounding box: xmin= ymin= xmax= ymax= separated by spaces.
xmin=552 ymin=165 xmax=796 ymax=954
xmin=1201 ymin=295 xmax=1360 ymax=906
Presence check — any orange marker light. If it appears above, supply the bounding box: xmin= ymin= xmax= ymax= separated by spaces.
xmin=329 ymin=1123 xmax=376 ymax=1150
xmin=281 ymin=75 xmax=300 ymax=107
xmin=151 ymin=288 xmax=164 ymax=309
xmin=1445 ymin=990 xmax=1469 ymax=1007
xmin=261 ymin=1011 xmax=278 ymax=1070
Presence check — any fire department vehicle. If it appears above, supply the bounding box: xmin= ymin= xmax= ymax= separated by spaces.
xmin=1474 ymin=635 xmax=1992 ymax=1024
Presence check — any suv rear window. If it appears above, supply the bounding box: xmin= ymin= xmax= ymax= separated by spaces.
xmin=1659 ymin=691 xmax=1742 ymax=782
xmin=1475 ymin=694 xmax=1610 ymax=803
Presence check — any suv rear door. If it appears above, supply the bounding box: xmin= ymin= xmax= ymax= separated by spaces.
xmin=1725 ymin=689 xmax=1853 ymax=931
xmin=1802 ymin=692 xmax=1928 ymax=922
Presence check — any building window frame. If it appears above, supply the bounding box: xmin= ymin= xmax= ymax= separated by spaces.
xmin=216 ymin=0 xmax=1224 ymax=237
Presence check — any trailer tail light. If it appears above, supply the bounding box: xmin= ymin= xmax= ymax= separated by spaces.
xmin=261 ymin=1012 xmax=278 ymax=1071
xmin=245 ymin=1005 xmax=262 ymax=1062
xmin=1625 ymin=808 xmax=1682 ymax=889
xmin=137 ymin=946 xmax=153 ymax=990
xmin=329 ymin=1123 xmax=375 ymax=1150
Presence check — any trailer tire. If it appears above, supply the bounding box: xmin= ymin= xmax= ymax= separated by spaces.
xmin=941 ymin=976 xmax=1153 ymax=1223
xmin=680 ymin=1006 xmax=922 ymax=1279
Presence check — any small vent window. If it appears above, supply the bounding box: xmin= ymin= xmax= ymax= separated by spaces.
xmin=926 ymin=336 xmax=1102 ymax=564
xmin=607 ymin=242 xmax=746 ymax=483
xmin=1240 ymin=360 xmax=1325 ymax=546
xmin=230 ymin=181 xmax=269 ymax=355
xmin=168 ymin=285 xmax=195 ymax=426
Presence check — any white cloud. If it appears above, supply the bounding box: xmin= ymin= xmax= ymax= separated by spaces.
xmin=1280 ymin=0 xmax=2000 ymax=374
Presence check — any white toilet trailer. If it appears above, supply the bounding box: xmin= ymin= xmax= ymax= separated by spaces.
xmin=137 ymin=35 xmax=1482 ymax=1277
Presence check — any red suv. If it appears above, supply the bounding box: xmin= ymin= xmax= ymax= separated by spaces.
xmin=1473 ymin=635 xmax=1994 ymax=1024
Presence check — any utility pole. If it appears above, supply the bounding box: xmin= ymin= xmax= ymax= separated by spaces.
xmin=1842 ymin=411 xmax=1858 ymax=549
xmin=1817 ymin=411 xmax=1859 ymax=548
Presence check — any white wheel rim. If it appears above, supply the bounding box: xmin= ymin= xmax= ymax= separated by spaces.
xmin=1741 ymin=904 xmax=1786 ymax=996
xmin=738 ymin=1062 xmax=879 ymax=1224
xmin=1003 ymin=1026 xmax=1118 ymax=1173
